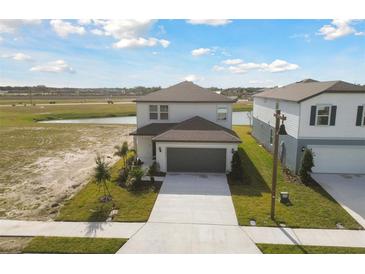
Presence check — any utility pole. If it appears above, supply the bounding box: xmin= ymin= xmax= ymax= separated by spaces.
xmin=271 ymin=109 xmax=287 ymax=220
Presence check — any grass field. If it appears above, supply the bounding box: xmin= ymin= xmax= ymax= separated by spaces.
xmin=229 ymin=126 xmax=361 ymax=229
xmin=56 ymin=158 xmax=161 ymax=222
xmin=22 ymin=237 xmax=126 ymax=254
xmin=257 ymin=243 xmax=365 ymax=254
xmin=0 ymin=103 xmax=136 ymax=220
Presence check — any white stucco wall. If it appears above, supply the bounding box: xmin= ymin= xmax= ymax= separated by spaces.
xmin=155 ymin=142 xmax=238 ymax=172
xmin=136 ymin=102 xmax=233 ymax=129
xmin=299 ymin=93 xmax=365 ymax=139
xmin=136 ymin=136 xmax=153 ymax=166
xmin=253 ymin=97 xmax=300 ymax=138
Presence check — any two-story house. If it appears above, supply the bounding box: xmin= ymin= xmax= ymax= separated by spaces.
xmin=131 ymin=81 xmax=241 ymax=173
xmin=252 ymin=79 xmax=365 ymax=174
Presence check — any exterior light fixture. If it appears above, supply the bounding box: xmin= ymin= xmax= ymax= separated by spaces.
xmin=278 ymin=123 xmax=287 ymax=135
xmin=231 ymin=148 xmax=235 ymax=154
xmin=158 ymin=147 xmax=161 ymax=152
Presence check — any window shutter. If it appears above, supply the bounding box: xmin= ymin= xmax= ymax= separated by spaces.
xmin=330 ymin=105 xmax=337 ymax=126
xmin=309 ymin=105 xmax=316 ymax=126
xmin=356 ymin=106 xmax=364 ymax=126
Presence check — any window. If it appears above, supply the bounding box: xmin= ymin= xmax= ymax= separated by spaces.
xmin=316 ymin=105 xmax=331 ymax=126
xmin=149 ymin=105 xmax=158 ymax=120
xmin=363 ymin=105 xmax=365 ymax=126
xmin=160 ymin=105 xmax=169 ymax=120
xmin=217 ymin=106 xmax=228 ymax=121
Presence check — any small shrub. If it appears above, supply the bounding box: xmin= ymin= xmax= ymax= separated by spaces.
xmin=147 ymin=161 xmax=159 ymax=182
xmin=299 ymin=148 xmax=314 ymax=183
xmin=125 ymin=166 xmax=145 ymax=189
xmin=230 ymin=151 xmax=243 ymax=181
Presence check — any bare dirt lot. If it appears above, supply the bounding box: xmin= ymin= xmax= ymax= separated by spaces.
xmin=0 ymin=124 xmax=134 ymax=220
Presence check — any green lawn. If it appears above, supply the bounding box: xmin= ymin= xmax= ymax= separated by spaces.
xmin=233 ymin=101 xmax=253 ymax=112
xmin=56 ymin=159 xmax=161 ymax=222
xmin=230 ymin=126 xmax=361 ymax=229
xmin=22 ymin=237 xmax=126 ymax=254
xmin=257 ymin=243 xmax=365 ymax=254
xmin=0 ymin=103 xmax=136 ymax=126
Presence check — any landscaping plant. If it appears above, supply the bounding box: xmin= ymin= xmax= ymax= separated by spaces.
xmin=230 ymin=150 xmax=243 ymax=181
xmin=94 ymin=155 xmax=112 ymax=202
xmin=114 ymin=141 xmax=129 ymax=167
xmin=125 ymin=166 xmax=145 ymax=189
xmin=299 ymin=148 xmax=315 ymax=184
xmin=147 ymin=161 xmax=158 ymax=183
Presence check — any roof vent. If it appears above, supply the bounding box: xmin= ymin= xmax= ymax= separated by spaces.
xmin=297 ymin=78 xmax=319 ymax=83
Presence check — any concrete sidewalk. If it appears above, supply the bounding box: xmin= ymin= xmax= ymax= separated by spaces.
xmin=242 ymin=226 xmax=365 ymax=248
xmin=0 ymin=219 xmax=144 ymax=239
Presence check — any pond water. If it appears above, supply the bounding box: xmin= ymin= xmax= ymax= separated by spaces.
xmin=39 ymin=111 xmax=251 ymax=125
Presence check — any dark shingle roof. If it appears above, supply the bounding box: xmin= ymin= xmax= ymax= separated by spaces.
xmin=254 ymin=80 xmax=365 ymax=102
xmin=130 ymin=123 xmax=177 ymax=136
xmin=152 ymin=116 xmax=241 ymax=143
xmin=135 ymin=81 xmax=236 ymax=103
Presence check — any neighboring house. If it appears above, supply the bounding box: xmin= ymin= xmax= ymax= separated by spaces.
xmin=131 ymin=81 xmax=241 ymax=173
xmin=252 ymin=79 xmax=365 ymax=174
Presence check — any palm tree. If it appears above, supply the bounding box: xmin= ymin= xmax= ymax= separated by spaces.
xmin=114 ymin=141 xmax=129 ymax=167
xmin=94 ymin=155 xmax=112 ymax=202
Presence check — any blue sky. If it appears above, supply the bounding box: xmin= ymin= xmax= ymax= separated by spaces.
xmin=0 ymin=19 xmax=364 ymax=88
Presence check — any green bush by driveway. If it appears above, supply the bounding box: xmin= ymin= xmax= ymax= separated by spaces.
xmin=230 ymin=126 xmax=361 ymax=229
xmin=22 ymin=237 xmax=126 ymax=254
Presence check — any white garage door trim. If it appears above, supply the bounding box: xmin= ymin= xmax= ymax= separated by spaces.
xmin=308 ymin=145 xmax=365 ymax=174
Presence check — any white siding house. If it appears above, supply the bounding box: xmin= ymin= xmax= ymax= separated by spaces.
xmin=252 ymin=79 xmax=365 ymax=174
xmin=131 ymin=81 xmax=241 ymax=173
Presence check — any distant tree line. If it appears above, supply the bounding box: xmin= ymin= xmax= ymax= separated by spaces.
xmin=0 ymin=85 xmax=267 ymax=99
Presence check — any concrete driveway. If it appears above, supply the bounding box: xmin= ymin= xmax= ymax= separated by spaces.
xmin=118 ymin=173 xmax=260 ymax=253
xmin=312 ymin=173 xmax=365 ymax=228
xmin=148 ymin=173 xmax=238 ymax=225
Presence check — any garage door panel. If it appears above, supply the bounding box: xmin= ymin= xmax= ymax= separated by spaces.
xmin=309 ymin=145 xmax=365 ymax=174
xmin=167 ymin=148 xmax=226 ymax=173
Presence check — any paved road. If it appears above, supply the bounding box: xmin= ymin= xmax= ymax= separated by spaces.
xmin=312 ymin=173 xmax=365 ymax=228
xmin=118 ymin=173 xmax=261 ymax=254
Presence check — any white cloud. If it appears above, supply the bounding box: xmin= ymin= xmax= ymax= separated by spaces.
xmin=78 ymin=19 xmax=92 ymax=25
xmin=318 ymin=19 xmax=356 ymax=40
xmin=90 ymin=28 xmax=104 ymax=36
xmin=0 ymin=19 xmax=41 ymax=33
xmin=50 ymin=20 xmax=85 ymax=38
xmin=222 ymin=58 xmax=243 ymax=65
xmin=30 ymin=60 xmax=74 ymax=73
xmin=113 ymin=37 xmax=169 ymax=49
xmin=355 ymin=31 xmax=365 ymax=36
xmin=213 ymin=59 xmax=299 ymax=74
xmin=263 ymin=59 xmax=299 ymax=73
xmin=212 ymin=65 xmax=225 ymax=72
xmin=191 ymin=48 xmax=211 ymax=56
xmin=186 ymin=20 xmax=232 ymax=26
xmin=184 ymin=74 xmax=201 ymax=82
xmin=2 ymin=52 xmax=32 ymax=61
xmin=88 ymin=20 xmax=170 ymax=49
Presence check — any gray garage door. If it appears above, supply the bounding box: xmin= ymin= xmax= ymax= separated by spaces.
xmin=167 ymin=147 xmax=226 ymax=173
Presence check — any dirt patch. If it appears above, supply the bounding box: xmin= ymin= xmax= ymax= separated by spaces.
xmin=0 ymin=125 xmax=135 ymax=220
xmin=0 ymin=237 xmax=33 ymax=253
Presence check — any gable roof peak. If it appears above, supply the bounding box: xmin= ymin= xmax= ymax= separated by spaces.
xmin=135 ymin=81 xmax=236 ymax=103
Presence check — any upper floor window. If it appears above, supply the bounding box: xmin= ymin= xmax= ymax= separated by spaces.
xmin=217 ymin=106 xmax=228 ymax=121
xmin=160 ymin=105 xmax=169 ymax=120
xmin=316 ymin=105 xmax=331 ymax=126
xmin=149 ymin=105 xmax=158 ymax=120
